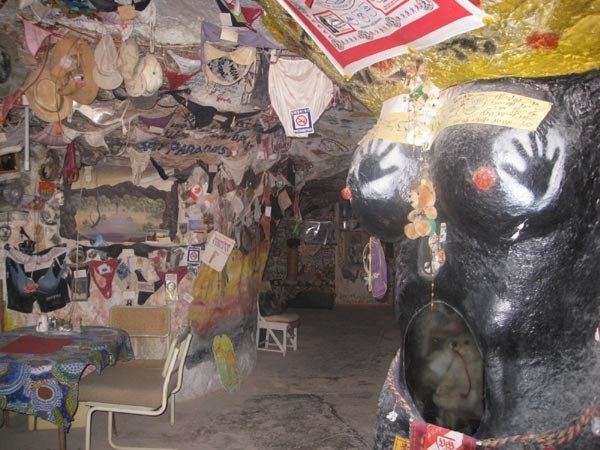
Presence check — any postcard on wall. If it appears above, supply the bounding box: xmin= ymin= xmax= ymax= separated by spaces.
xmin=200 ymin=231 xmax=236 ymax=272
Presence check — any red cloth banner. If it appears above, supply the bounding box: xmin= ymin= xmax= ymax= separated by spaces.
xmin=274 ymin=0 xmax=488 ymax=77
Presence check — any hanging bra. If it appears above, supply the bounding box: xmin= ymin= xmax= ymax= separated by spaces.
xmin=37 ymin=260 xmax=70 ymax=295
xmin=203 ymin=43 xmax=256 ymax=87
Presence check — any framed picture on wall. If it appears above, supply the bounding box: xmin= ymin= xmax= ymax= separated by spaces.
xmin=71 ymin=269 xmax=89 ymax=301
xmin=60 ymin=164 xmax=178 ymax=243
xmin=0 ymin=152 xmax=19 ymax=174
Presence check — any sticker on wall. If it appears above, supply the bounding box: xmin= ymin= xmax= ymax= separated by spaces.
xmin=186 ymin=246 xmax=201 ymax=266
xmin=165 ymin=272 xmax=178 ymax=303
xmin=290 ymin=107 xmax=314 ymax=135
xmin=200 ymin=231 xmax=236 ymax=272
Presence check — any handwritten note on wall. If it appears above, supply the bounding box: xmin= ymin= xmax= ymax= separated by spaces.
xmin=439 ymin=92 xmax=553 ymax=131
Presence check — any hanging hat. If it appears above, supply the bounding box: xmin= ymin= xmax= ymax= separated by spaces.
xmin=50 ymin=36 xmax=99 ymax=105
xmin=0 ymin=32 xmax=27 ymax=98
xmin=93 ymin=34 xmax=123 ymax=90
xmin=130 ymin=91 xmax=158 ymax=110
xmin=23 ymin=66 xmax=73 ymax=122
xmin=139 ymin=54 xmax=163 ymax=96
xmin=117 ymin=38 xmax=140 ymax=82
xmin=126 ymin=54 xmax=163 ymax=108
xmin=124 ymin=68 xmax=146 ymax=97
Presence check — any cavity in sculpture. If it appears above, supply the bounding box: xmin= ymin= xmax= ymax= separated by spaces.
xmin=347 ymin=70 xmax=600 ymax=449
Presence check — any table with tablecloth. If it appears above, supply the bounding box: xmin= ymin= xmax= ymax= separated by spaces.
xmin=0 ymin=326 xmax=133 ymax=432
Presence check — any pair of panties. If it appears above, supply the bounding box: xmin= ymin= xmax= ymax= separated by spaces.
xmin=89 ymin=258 xmax=119 ymax=299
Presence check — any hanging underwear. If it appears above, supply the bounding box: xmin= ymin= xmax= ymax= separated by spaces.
xmin=30 ymin=122 xmax=71 ymax=147
xmin=61 ymin=122 xmax=122 ymax=150
xmin=164 ymin=70 xmax=200 ymax=90
xmin=134 ymin=269 xmax=163 ymax=305
xmin=62 ymin=142 xmax=79 ymax=185
xmin=221 ymin=153 xmax=251 ymax=186
xmin=268 ymin=58 xmax=334 ymax=137
xmin=154 ymin=266 xmax=188 ymax=284
xmin=89 ymin=258 xmax=120 ymax=299
xmin=169 ymin=91 xmax=260 ymax=130
xmin=140 ymin=112 xmax=175 ymax=129
xmin=128 ymin=147 xmax=152 ymax=185
xmin=167 ymin=50 xmax=202 ymax=74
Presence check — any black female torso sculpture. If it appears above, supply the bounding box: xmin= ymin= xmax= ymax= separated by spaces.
xmin=347 ymin=70 xmax=600 ymax=449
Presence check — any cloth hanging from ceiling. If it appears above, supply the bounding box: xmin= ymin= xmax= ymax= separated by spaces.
xmin=201 ymin=21 xmax=283 ymax=49
xmin=136 ymin=108 xmax=259 ymax=171
xmin=268 ymin=58 xmax=334 ymax=137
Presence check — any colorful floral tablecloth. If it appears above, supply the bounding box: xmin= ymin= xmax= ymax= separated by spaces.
xmin=0 ymin=326 xmax=133 ymax=431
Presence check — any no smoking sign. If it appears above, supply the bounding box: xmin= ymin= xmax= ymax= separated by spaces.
xmin=290 ymin=107 xmax=314 ymax=135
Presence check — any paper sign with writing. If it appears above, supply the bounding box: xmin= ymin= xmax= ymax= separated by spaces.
xmin=200 ymin=231 xmax=236 ymax=272
xmin=439 ymin=92 xmax=553 ymax=131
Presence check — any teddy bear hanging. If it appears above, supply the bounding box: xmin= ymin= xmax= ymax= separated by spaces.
xmin=404 ymin=179 xmax=437 ymax=240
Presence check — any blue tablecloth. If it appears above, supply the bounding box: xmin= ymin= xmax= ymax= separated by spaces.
xmin=0 ymin=326 xmax=133 ymax=431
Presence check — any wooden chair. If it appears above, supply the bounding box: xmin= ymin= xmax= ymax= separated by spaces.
xmin=256 ymin=299 xmax=300 ymax=356
xmin=79 ymin=326 xmax=192 ymax=450
xmin=110 ymin=306 xmax=170 ymax=367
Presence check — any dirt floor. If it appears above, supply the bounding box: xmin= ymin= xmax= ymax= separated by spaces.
xmin=0 ymin=304 xmax=401 ymax=450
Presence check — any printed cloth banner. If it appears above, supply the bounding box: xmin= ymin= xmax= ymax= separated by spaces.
xmin=274 ymin=0 xmax=489 ymax=77
xmin=409 ymin=420 xmax=477 ymax=450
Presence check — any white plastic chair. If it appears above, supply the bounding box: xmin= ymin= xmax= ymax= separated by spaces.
xmin=256 ymin=299 xmax=300 ymax=356
xmin=79 ymin=326 xmax=192 ymax=450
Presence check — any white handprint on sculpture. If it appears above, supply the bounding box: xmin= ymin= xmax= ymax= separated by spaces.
xmin=494 ymin=127 xmax=565 ymax=214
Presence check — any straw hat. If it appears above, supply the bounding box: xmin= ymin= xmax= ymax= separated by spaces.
xmin=93 ymin=34 xmax=123 ymax=90
xmin=50 ymin=36 xmax=99 ymax=105
xmin=0 ymin=32 xmax=27 ymax=98
xmin=23 ymin=66 xmax=73 ymax=123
